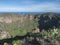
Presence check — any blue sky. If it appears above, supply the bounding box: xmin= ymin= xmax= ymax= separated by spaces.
xmin=0 ymin=0 xmax=60 ymax=12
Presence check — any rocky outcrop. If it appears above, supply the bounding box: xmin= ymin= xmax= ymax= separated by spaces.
xmin=32 ymin=27 xmax=40 ymax=33
xmin=0 ymin=31 xmax=11 ymax=40
xmin=0 ymin=14 xmax=34 ymax=23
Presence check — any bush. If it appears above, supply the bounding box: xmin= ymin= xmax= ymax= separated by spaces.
xmin=12 ymin=40 xmax=22 ymax=45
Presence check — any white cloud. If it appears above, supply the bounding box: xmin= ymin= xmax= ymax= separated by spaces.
xmin=0 ymin=2 xmax=60 ymax=12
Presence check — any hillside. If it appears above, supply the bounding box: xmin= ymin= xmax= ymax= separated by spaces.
xmin=0 ymin=13 xmax=36 ymax=39
xmin=0 ymin=12 xmax=60 ymax=45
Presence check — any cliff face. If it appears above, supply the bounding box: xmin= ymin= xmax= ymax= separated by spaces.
xmin=0 ymin=14 xmax=35 ymax=39
xmin=0 ymin=14 xmax=34 ymax=23
xmin=0 ymin=12 xmax=60 ymax=40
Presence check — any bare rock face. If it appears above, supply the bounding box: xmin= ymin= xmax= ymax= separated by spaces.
xmin=0 ymin=14 xmax=34 ymax=23
xmin=0 ymin=31 xmax=11 ymax=39
xmin=32 ymin=27 xmax=40 ymax=33
xmin=0 ymin=16 xmax=21 ymax=23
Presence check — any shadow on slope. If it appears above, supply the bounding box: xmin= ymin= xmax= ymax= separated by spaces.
xmin=38 ymin=14 xmax=60 ymax=31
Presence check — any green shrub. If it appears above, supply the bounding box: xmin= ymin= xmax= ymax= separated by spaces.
xmin=12 ymin=40 xmax=22 ymax=45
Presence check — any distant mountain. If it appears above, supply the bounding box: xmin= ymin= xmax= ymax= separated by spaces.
xmin=0 ymin=12 xmax=42 ymax=15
